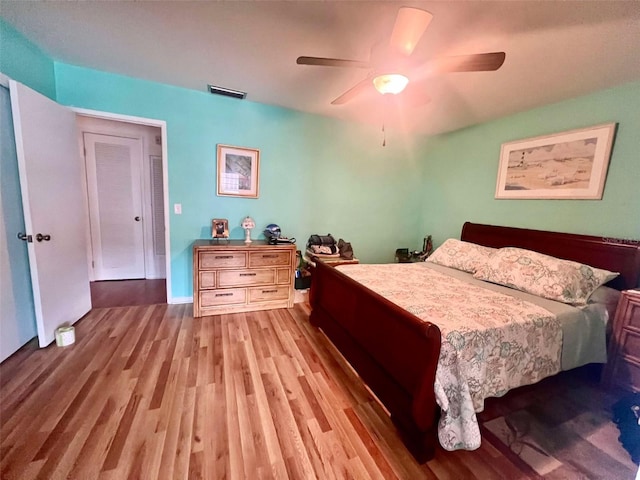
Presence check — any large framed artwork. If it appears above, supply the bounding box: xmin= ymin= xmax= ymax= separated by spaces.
xmin=495 ymin=123 xmax=616 ymax=199
xmin=217 ymin=144 xmax=260 ymax=198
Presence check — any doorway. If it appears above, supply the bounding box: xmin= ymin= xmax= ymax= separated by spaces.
xmin=2 ymin=77 xmax=172 ymax=358
xmin=77 ymin=115 xmax=169 ymax=307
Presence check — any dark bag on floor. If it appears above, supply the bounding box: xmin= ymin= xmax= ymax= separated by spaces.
xmin=612 ymin=392 xmax=640 ymax=464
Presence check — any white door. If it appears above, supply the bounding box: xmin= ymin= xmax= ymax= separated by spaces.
xmin=84 ymin=133 xmax=145 ymax=280
xmin=10 ymin=80 xmax=91 ymax=348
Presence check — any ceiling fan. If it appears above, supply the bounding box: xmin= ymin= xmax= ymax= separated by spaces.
xmin=296 ymin=7 xmax=505 ymax=106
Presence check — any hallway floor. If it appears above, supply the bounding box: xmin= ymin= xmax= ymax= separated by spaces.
xmin=90 ymin=279 xmax=166 ymax=308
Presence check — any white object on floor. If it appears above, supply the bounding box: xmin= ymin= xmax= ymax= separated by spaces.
xmin=55 ymin=326 xmax=75 ymax=347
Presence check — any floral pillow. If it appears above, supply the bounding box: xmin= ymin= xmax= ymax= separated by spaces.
xmin=426 ymin=238 xmax=496 ymax=273
xmin=473 ymin=247 xmax=619 ymax=305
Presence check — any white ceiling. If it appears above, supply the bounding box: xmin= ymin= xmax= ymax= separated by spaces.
xmin=2 ymin=1 xmax=640 ymax=136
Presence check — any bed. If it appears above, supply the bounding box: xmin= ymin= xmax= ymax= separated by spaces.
xmin=309 ymin=222 xmax=640 ymax=462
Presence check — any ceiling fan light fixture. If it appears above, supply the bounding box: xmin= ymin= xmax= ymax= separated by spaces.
xmin=372 ymin=74 xmax=409 ymax=95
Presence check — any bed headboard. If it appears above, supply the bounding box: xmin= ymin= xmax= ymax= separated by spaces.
xmin=461 ymin=222 xmax=640 ymax=291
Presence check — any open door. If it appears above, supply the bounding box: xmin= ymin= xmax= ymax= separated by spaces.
xmin=10 ymin=80 xmax=91 ymax=347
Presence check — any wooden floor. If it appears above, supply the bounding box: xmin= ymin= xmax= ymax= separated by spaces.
xmin=90 ymin=279 xmax=167 ymax=308
xmin=0 ymin=303 xmax=636 ymax=479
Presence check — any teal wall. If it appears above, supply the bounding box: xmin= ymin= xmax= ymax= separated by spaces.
xmin=0 ymin=18 xmax=56 ymax=99
xmin=54 ymin=64 xmax=423 ymax=298
xmin=418 ymin=81 xmax=640 ymax=245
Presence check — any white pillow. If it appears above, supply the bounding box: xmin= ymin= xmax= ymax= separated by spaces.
xmin=473 ymin=247 xmax=619 ymax=305
xmin=426 ymin=238 xmax=496 ymax=273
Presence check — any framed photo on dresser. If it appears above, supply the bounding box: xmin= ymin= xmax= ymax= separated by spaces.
xmin=212 ymin=218 xmax=229 ymax=238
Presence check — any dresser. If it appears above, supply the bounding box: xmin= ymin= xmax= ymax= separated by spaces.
xmin=192 ymin=240 xmax=296 ymax=317
xmin=604 ymin=289 xmax=640 ymax=392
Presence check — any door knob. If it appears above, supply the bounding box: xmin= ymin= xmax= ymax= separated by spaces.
xmin=134 ymin=216 xmax=141 ymax=222
xmin=17 ymin=232 xmax=33 ymax=242
xmin=36 ymin=233 xmax=51 ymax=242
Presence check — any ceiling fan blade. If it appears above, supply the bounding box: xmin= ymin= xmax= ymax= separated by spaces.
xmin=331 ymin=76 xmax=374 ymax=105
xmin=435 ymin=52 xmax=506 ymax=73
xmin=297 ymin=56 xmax=371 ymax=69
xmin=389 ymin=7 xmax=433 ymax=57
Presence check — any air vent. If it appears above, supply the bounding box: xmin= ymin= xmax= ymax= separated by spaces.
xmin=207 ymin=84 xmax=247 ymax=100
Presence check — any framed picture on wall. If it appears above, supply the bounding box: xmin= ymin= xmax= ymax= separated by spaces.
xmin=217 ymin=144 xmax=260 ymax=198
xmin=495 ymin=123 xmax=617 ymax=199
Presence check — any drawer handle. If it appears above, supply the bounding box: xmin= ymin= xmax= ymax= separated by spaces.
xmin=239 ymin=273 xmax=257 ymax=277
xmin=262 ymin=289 xmax=278 ymax=294
xmin=262 ymin=254 xmax=278 ymax=258
xmin=215 ymin=293 xmax=234 ymax=297
xmin=215 ymin=255 xmax=234 ymax=259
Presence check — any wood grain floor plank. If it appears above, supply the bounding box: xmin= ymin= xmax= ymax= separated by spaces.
xmin=173 ymin=385 xmax=196 ymax=480
xmin=212 ymin=380 xmax=230 ymax=480
xmin=157 ymin=358 xmax=189 ymax=479
xmin=241 ymin=328 xmax=289 ymax=479
xmin=342 ymin=406 xmax=396 ymax=480
xmin=234 ymin=369 xmax=258 ymax=478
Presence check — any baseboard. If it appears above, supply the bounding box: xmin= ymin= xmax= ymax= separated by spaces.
xmin=169 ymin=296 xmax=193 ymax=305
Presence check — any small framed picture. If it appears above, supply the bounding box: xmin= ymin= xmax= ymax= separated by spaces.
xmin=217 ymin=144 xmax=260 ymax=198
xmin=212 ymin=218 xmax=229 ymax=238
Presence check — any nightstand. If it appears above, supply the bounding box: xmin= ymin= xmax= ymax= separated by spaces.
xmin=303 ymin=253 xmax=359 ymax=269
xmin=604 ymin=289 xmax=640 ymax=392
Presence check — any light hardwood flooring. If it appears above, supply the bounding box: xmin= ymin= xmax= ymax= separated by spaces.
xmin=0 ymin=303 xmax=635 ymax=479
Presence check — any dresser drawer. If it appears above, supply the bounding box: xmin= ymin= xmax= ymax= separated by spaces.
xmin=200 ymin=288 xmax=246 ymax=307
xmin=249 ymin=251 xmax=290 ymax=267
xmin=611 ymin=358 xmax=640 ymax=393
xmin=620 ymin=330 xmax=640 ymax=362
xmin=199 ymin=272 xmax=215 ymax=289
xmin=200 ymin=251 xmax=246 ymax=269
xmin=604 ymin=290 xmax=640 ymax=392
xmin=218 ymin=269 xmax=275 ymax=287
xmin=249 ymin=285 xmax=290 ymax=303
xmin=276 ymin=267 xmax=292 ymax=284
xmin=626 ymin=298 xmax=640 ymax=329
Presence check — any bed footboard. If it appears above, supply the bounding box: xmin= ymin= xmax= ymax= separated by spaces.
xmin=309 ymin=261 xmax=442 ymax=462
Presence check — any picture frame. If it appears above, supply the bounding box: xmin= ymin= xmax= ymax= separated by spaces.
xmin=495 ymin=123 xmax=616 ymax=199
xmin=212 ymin=218 xmax=229 ymax=239
xmin=217 ymin=144 xmax=260 ymax=198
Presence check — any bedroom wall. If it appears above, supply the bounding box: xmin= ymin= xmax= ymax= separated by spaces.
xmin=54 ymin=63 xmax=424 ymax=300
xmin=0 ymin=18 xmax=56 ymax=100
xmin=418 ymin=81 xmax=640 ymax=245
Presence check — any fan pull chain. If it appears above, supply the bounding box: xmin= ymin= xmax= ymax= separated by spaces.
xmin=381 ymin=94 xmax=391 ymax=147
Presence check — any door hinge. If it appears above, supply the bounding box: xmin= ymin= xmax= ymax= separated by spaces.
xmin=92 ymin=260 xmax=95 ymax=268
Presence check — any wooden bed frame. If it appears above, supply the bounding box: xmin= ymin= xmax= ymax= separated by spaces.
xmin=309 ymin=222 xmax=640 ymax=462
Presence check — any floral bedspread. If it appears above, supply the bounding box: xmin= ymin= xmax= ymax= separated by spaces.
xmin=336 ymin=263 xmax=562 ymax=451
